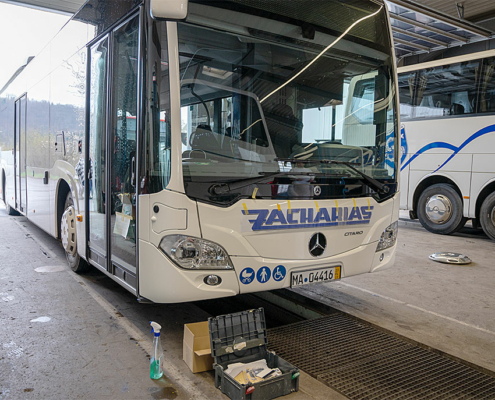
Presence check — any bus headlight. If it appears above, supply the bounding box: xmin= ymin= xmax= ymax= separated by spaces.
xmin=376 ymin=221 xmax=398 ymax=252
xmin=159 ymin=235 xmax=233 ymax=270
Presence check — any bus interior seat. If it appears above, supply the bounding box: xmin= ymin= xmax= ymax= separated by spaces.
xmin=184 ymin=124 xmax=235 ymax=161
xmin=450 ymin=103 xmax=465 ymax=115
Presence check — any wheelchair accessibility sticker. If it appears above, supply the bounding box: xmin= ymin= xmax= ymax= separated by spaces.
xmin=273 ymin=265 xmax=286 ymax=282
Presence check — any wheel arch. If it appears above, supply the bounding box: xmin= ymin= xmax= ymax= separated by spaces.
xmin=55 ymin=179 xmax=71 ymax=239
xmin=1 ymin=168 xmax=5 ymax=204
xmin=475 ymin=180 xmax=495 ymax=224
xmin=412 ymin=174 xmax=463 ymax=215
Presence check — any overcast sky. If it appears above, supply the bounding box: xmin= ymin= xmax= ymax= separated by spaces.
xmin=0 ymin=2 xmax=70 ymax=89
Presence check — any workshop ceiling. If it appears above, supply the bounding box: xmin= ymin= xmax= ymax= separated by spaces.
xmin=407 ymin=0 xmax=495 ymax=25
xmin=386 ymin=0 xmax=495 ymax=60
xmin=3 ymin=0 xmax=495 ymax=61
xmin=0 ymin=0 xmax=85 ymax=14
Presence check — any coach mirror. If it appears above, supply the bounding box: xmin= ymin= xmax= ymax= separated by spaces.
xmin=373 ymin=73 xmax=389 ymax=126
xmin=150 ymin=0 xmax=188 ymax=20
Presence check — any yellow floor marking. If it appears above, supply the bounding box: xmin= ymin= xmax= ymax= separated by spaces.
xmin=277 ymin=203 xmax=281 ymax=211
xmin=367 ymin=198 xmax=371 ymax=210
xmin=252 ymin=187 xmax=258 ymax=199
xmin=335 ymin=200 xmax=338 ymax=208
xmin=353 ymin=198 xmax=357 ymax=209
xmin=288 ymin=200 xmax=291 ymax=214
xmin=315 ymin=201 xmax=320 ymax=212
xmin=243 ymin=203 xmax=249 ymax=215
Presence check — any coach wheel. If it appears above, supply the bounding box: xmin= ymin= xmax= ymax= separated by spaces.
xmin=480 ymin=192 xmax=495 ymax=241
xmin=417 ymin=184 xmax=466 ymax=235
xmin=61 ymin=192 xmax=89 ymax=273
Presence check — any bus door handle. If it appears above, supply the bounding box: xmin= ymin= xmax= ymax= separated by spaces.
xmin=131 ymin=155 xmax=136 ymax=188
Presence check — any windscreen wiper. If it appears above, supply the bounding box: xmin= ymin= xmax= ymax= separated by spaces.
xmin=276 ymin=158 xmax=389 ymax=194
xmin=209 ymin=172 xmax=283 ymax=195
xmin=321 ymin=159 xmax=389 ymax=194
xmin=209 ymin=171 xmax=343 ymax=195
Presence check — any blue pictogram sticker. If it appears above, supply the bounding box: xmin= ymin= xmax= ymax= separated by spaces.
xmin=257 ymin=267 xmax=271 ymax=283
xmin=273 ymin=265 xmax=286 ymax=282
xmin=240 ymin=267 xmax=255 ymax=284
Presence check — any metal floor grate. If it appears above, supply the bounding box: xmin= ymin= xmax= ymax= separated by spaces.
xmin=268 ymin=313 xmax=495 ymax=400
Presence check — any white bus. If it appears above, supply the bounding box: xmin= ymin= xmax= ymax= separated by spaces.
xmin=398 ymin=50 xmax=495 ymax=240
xmin=0 ymin=0 xmax=400 ymax=303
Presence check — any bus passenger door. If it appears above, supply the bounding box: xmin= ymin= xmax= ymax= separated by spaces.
xmin=108 ymin=15 xmax=139 ymax=283
xmin=14 ymin=94 xmax=27 ymax=213
xmin=87 ymin=14 xmax=139 ymax=291
xmin=87 ymin=36 xmax=109 ymax=271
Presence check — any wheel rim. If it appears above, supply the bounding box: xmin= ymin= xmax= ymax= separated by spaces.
xmin=61 ymin=206 xmax=77 ymax=256
xmin=491 ymin=207 xmax=495 ymax=225
xmin=425 ymin=194 xmax=453 ymax=224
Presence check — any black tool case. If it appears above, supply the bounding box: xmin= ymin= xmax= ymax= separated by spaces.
xmin=208 ymin=308 xmax=299 ymax=400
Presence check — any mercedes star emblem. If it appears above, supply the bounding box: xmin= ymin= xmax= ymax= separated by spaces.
xmin=313 ymin=185 xmax=322 ymax=196
xmin=309 ymin=233 xmax=327 ymax=257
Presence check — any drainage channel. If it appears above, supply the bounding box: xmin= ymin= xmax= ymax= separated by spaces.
xmin=265 ymin=290 xmax=495 ymax=400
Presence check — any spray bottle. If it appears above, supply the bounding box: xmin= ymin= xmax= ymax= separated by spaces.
xmin=149 ymin=321 xmax=164 ymax=379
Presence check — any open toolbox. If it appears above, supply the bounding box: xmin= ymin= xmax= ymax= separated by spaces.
xmin=208 ymin=308 xmax=299 ymax=400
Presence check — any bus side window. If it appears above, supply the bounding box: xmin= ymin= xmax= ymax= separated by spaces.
xmin=399 ymin=61 xmax=480 ymax=120
xmin=478 ymin=57 xmax=495 ymax=114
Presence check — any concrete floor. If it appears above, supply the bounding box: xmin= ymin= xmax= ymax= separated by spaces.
xmin=0 ymin=205 xmax=341 ymax=400
xmin=297 ymin=213 xmax=495 ymax=373
xmin=1 ymin=204 xmax=494 ymax=399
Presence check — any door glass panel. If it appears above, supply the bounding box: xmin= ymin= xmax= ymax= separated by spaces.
xmin=20 ymin=96 xmax=27 ymax=212
xmin=110 ymin=16 xmax=139 ymax=269
xmin=14 ymin=100 xmax=20 ymax=208
xmin=89 ymin=37 xmax=108 ymax=254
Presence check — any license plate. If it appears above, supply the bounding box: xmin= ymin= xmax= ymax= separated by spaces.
xmin=291 ymin=266 xmax=341 ymax=288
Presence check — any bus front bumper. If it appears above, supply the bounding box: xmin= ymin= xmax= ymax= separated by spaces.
xmin=138 ymin=239 xmax=396 ymax=303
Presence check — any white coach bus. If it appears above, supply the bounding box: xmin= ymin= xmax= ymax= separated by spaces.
xmin=0 ymin=0 xmax=400 ymax=303
xmin=398 ymin=50 xmax=495 ymax=240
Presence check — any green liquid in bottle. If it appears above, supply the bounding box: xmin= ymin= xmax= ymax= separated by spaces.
xmin=150 ymin=358 xmax=163 ymax=380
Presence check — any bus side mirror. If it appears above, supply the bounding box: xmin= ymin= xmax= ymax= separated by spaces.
xmin=150 ymin=0 xmax=188 ymax=20
xmin=373 ymin=74 xmax=388 ymax=125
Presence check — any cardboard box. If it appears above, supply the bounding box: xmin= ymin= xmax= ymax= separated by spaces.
xmin=183 ymin=321 xmax=214 ymax=373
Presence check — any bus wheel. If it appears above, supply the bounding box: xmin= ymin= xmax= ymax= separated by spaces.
xmin=480 ymin=192 xmax=495 ymax=241
xmin=61 ymin=192 xmax=89 ymax=273
xmin=417 ymin=184 xmax=466 ymax=235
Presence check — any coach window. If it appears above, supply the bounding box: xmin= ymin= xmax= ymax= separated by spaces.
xmin=397 ymin=72 xmax=416 ymax=121
xmin=400 ymin=61 xmax=480 ymax=120
xmin=478 ymin=57 xmax=495 ymax=114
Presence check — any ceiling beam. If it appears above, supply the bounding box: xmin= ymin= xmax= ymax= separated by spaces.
xmin=392 ymin=26 xmax=449 ymax=47
xmin=390 ymin=13 xmax=469 ymax=43
xmin=394 ymin=37 xmax=431 ymax=52
xmin=387 ymin=0 xmax=493 ymax=38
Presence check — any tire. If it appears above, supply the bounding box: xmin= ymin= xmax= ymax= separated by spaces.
xmin=61 ymin=192 xmax=89 ymax=273
xmin=3 ymin=174 xmax=19 ymax=216
xmin=417 ymin=184 xmax=467 ymax=235
xmin=480 ymin=192 xmax=495 ymax=241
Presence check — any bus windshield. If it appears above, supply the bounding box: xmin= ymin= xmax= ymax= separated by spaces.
xmin=177 ymin=0 xmax=397 ymax=205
